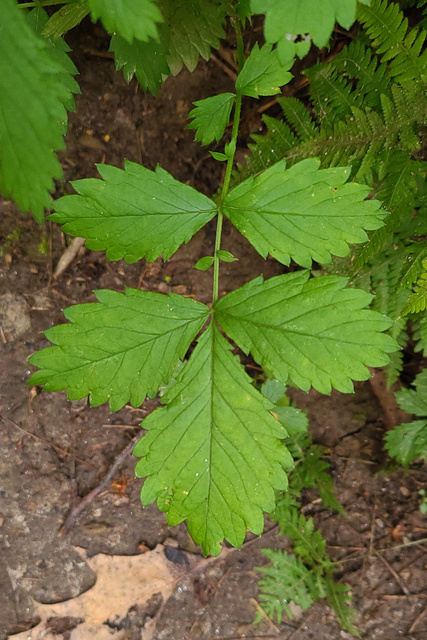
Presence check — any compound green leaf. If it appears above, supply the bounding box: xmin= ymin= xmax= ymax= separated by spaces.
xmin=51 ymin=161 xmax=217 ymax=263
xmin=187 ymin=93 xmax=235 ymax=145
xmin=395 ymin=368 xmax=427 ymax=416
xmin=134 ymin=323 xmax=292 ymax=556
xmin=0 ymin=0 xmax=77 ymax=220
xmin=163 ymin=0 xmax=226 ymax=74
xmin=28 ymin=288 xmax=209 ymax=412
xmin=384 ymin=420 xmax=427 ymax=465
xmin=236 ymin=43 xmax=293 ymax=98
xmin=27 ymin=8 xmax=80 ymax=113
xmin=223 ymin=158 xmax=386 ymax=268
xmin=110 ymin=33 xmax=170 ymax=95
xmin=251 ymin=0 xmax=371 ymax=49
xmin=41 ymin=1 xmax=90 ymax=38
xmin=88 ymin=0 xmax=162 ymax=43
xmin=215 ymin=271 xmax=397 ymax=394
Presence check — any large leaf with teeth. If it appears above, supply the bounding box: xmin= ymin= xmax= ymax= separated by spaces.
xmin=223 ymin=158 xmax=386 ymax=268
xmin=134 ymin=323 xmax=293 ymax=556
xmin=215 ymin=271 xmax=398 ymax=394
xmin=88 ymin=0 xmax=162 ymax=43
xmin=28 ymin=288 xmax=209 ymax=411
xmin=0 ymin=1 xmax=78 ymax=220
xmin=50 ymin=161 xmax=217 ymax=263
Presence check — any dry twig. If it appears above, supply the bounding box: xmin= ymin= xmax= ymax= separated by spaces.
xmin=60 ymin=435 xmax=140 ymax=534
xmin=374 ymin=550 xmax=411 ymax=596
xmin=408 ymin=605 xmax=427 ymax=634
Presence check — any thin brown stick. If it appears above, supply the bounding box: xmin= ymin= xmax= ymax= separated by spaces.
xmin=2 ymin=416 xmax=96 ymax=469
xmin=383 ymin=594 xmax=427 ymax=599
xmin=249 ymin=597 xmax=281 ymax=634
xmin=102 ymin=423 xmax=140 ymax=429
xmin=374 ymin=550 xmax=411 ymax=596
xmin=60 ymin=435 xmax=139 ymax=534
xmin=287 ymin=613 xmax=314 ymax=640
xmin=408 ymin=605 xmax=427 ymax=634
xmin=210 ymin=53 xmax=238 ymax=82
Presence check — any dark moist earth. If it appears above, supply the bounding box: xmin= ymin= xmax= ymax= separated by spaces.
xmin=1 ymin=23 xmax=427 ymax=640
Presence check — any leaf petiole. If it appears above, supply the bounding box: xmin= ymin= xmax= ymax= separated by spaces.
xmin=19 ymin=1 xmax=66 ymax=8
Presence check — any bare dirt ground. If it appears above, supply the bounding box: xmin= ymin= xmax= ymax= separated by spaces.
xmin=1 ymin=20 xmax=426 ymax=640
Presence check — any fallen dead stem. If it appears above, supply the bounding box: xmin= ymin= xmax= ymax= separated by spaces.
xmin=60 ymin=434 xmax=140 ymax=534
xmin=187 ymin=567 xmax=233 ymax=639
xmin=374 ymin=550 xmax=411 ymax=596
xmin=408 ymin=604 xmax=427 ymax=634
xmin=287 ymin=613 xmax=315 ymax=640
xmin=249 ymin=597 xmax=281 ymax=634
xmin=333 ymin=537 xmax=427 ymax=566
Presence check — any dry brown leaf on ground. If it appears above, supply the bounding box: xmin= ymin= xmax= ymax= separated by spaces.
xmin=11 ymin=544 xmax=201 ymax=639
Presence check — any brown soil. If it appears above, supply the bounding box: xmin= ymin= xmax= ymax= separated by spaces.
xmin=1 ymin=20 xmax=426 ymax=640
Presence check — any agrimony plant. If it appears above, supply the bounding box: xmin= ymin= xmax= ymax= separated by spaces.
xmin=27 ymin=1 xmax=398 ymax=556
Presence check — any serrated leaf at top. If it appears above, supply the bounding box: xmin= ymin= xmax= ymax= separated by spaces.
xmin=223 ymin=158 xmax=386 ymax=268
xmin=251 ymin=0 xmax=366 ymax=49
xmin=215 ymin=271 xmax=398 ymax=394
xmin=51 ymin=161 xmax=217 ymax=263
xmin=0 ymin=1 xmax=77 ymax=219
xmin=88 ymin=0 xmax=162 ymax=43
xmin=187 ymin=93 xmax=235 ymax=146
xmin=236 ymin=43 xmax=293 ymax=98
xmin=164 ymin=0 xmax=226 ymax=75
xmin=134 ymin=323 xmax=292 ymax=556
xmin=110 ymin=33 xmax=170 ymax=95
xmin=28 ymin=288 xmax=209 ymax=411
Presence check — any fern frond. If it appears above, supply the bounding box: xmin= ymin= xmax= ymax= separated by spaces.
xmin=402 ymin=258 xmax=427 ymax=315
xmin=304 ymin=37 xmax=390 ymax=125
xmin=414 ymin=315 xmax=427 ymax=355
xmin=399 ymin=242 xmax=427 ymax=288
xmin=368 ymin=252 xmax=410 ymax=383
xmin=241 ymin=82 xmax=425 ymax=186
xmin=276 ymin=507 xmax=331 ymax=568
xmin=234 ymin=114 xmax=302 ymax=181
xmin=325 ymin=577 xmax=360 ymax=636
xmin=353 ymin=153 xmax=418 ymax=269
xmin=358 ymin=0 xmax=427 ymax=85
xmin=276 ymin=97 xmax=316 ymax=141
xmin=290 ymin=445 xmax=345 ymax=514
xmin=305 ymin=62 xmax=361 ymax=125
xmin=257 ymin=550 xmax=325 ymax=623
xmin=327 ymin=38 xmax=389 ymax=109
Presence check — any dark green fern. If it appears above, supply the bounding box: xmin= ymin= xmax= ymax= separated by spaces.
xmin=256 ymin=382 xmax=358 ymax=634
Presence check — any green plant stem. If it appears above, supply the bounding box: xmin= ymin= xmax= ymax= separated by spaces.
xmin=19 ymin=1 xmax=65 ymax=8
xmin=212 ymin=17 xmax=245 ymax=305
